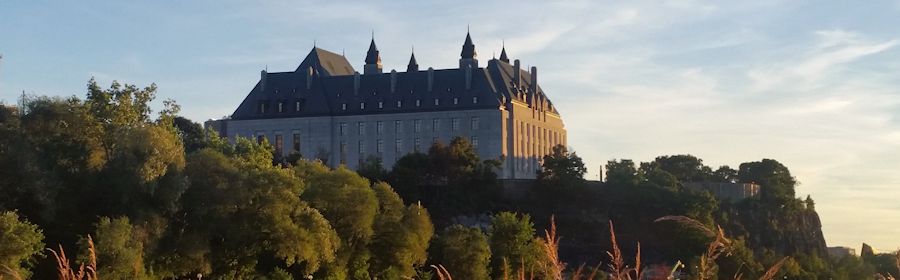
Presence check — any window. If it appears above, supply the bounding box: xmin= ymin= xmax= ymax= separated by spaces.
xmin=358 ymin=122 xmax=366 ymax=135
xmin=275 ymin=134 xmax=283 ymax=155
xmin=376 ymin=121 xmax=384 ymax=135
xmin=451 ymin=118 xmax=460 ymax=131
xmin=342 ymin=103 xmax=347 ymax=110
xmin=432 ymin=118 xmax=440 ymax=132
xmin=277 ymin=102 xmax=284 ymax=113
xmin=358 ymin=141 xmax=366 ymax=157
xmin=360 ymin=102 xmax=365 ymax=109
xmin=340 ymin=122 xmax=347 ymax=136
xmin=258 ymin=101 xmax=267 ymax=113
xmin=292 ymin=133 xmax=301 ymax=152
xmin=434 ymin=98 xmax=440 ymax=106
xmin=376 ymin=139 xmax=384 ymax=155
xmin=340 ymin=141 xmax=347 ymax=164
xmin=395 ymin=120 xmax=403 ymax=134
xmin=295 ymin=101 xmax=301 ymax=111
xmin=471 ymin=136 xmax=478 ymax=149
xmin=416 ymin=99 xmax=421 ymax=107
xmin=473 ymin=96 xmax=478 ymax=104
xmin=414 ymin=119 xmax=422 ymax=133
xmin=397 ymin=100 xmax=402 ymax=108
xmin=471 ymin=117 xmax=480 ymax=130
xmin=454 ymin=97 xmax=459 ymax=105
xmin=378 ymin=101 xmax=383 ymax=109
xmin=414 ymin=137 xmax=422 ymax=152
xmin=395 ymin=139 xmax=403 ymax=155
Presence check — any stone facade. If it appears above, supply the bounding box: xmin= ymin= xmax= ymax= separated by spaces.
xmin=206 ymin=32 xmax=566 ymax=179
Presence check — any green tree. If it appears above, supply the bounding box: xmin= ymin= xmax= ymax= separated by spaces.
xmin=0 ymin=211 xmax=44 ymax=279
xmin=357 ymin=155 xmax=388 ymax=183
xmin=369 ymin=182 xmax=434 ymax=279
xmin=172 ymin=116 xmax=205 ymax=153
xmin=738 ymin=159 xmax=796 ymax=202
xmin=433 ymin=225 xmax=491 ymax=280
xmin=648 ymin=154 xmax=713 ymax=182
xmin=537 ymin=144 xmax=587 ymax=184
xmin=82 ymin=217 xmax=147 ymax=279
xmin=488 ymin=212 xmax=545 ymax=279
xmin=605 ymin=159 xmax=640 ymax=186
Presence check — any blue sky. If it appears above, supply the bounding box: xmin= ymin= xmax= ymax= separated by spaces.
xmin=2 ymin=0 xmax=899 ymax=251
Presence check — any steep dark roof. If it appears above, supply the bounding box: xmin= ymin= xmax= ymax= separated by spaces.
xmin=407 ymin=52 xmax=418 ymax=72
xmin=499 ymin=46 xmax=509 ymax=62
xmin=229 ymin=48 xmax=558 ymax=120
xmin=365 ymin=39 xmax=381 ymax=65
xmin=461 ymin=32 xmax=476 ymax=59
xmin=294 ymin=48 xmax=355 ymax=76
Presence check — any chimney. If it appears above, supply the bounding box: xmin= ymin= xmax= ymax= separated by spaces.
xmin=530 ymin=66 xmax=538 ymax=94
xmin=465 ymin=65 xmax=472 ymax=90
xmin=390 ymin=70 xmax=397 ymax=93
xmin=513 ymin=60 xmax=521 ymax=87
xmin=427 ymin=67 xmax=434 ymax=92
xmin=260 ymin=70 xmax=267 ymax=91
xmin=306 ymin=66 xmax=314 ymax=90
xmin=353 ymin=71 xmax=360 ymax=95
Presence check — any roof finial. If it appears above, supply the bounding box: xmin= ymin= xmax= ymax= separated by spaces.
xmin=499 ymin=40 xmax=509 ymax=63
xmin=313 ymin=38 xmax=316 ymax=48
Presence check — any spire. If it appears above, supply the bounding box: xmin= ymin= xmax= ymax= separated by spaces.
xmin=459 ymin=30 xmax=479 ymax=68
xmin=460 ymin=31 xmax=476 ymax=59
xmin=407 ymin=47 xmax=419 ymax=72
xmin=364 ymin=37 xmax=383 ymax=75
xmin=499 ymin=41 xmax=509 ymax=63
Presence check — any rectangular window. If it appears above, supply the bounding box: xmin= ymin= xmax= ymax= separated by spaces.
xmin=292 ymin=133 xmax=301 ymax=152
xmin=473 ymin=96 xmax=478 ymax=104
xmin=451 ymin=118 xmax=460 ymax=131
xmin=453 ymin=97 xmax=459 ymax=105
xmin=358 ymin=122 xmax=366 ymax=135
xmin=471 ymin=117 xmax=480 ymax=130
xmin=434 ymin=98 xmax=440 ymax=105
xmin=340 ymin=141 xmax=347 ymax=164
xmin=360 ymin=102 xmax=365 ymax=109
xmin=275 ymin=134 xmax=283 ymax=156
xmin=414 ymin=137 xmax=422 ymax=152
xmin=378 ymin=101 xmax=383 ymax=109
xmin=395 ymin=139 xmax=403 ymax=155
xmin=340 ymin=122 xmax=347 ymax=136
xmin=295 ymin=101 xmax=301 ymax=112
xmin=358 ymin=141 xmax=366 ymax=157
xmin=397 ymin=100 xmax=402 ymax=108
xmin=258 ymin=101 xmax=267 ymax=113
xmin=376 ymin=121 xmax=384 ymax=135
xmin=471 ymin=136 xmax=478 ymax=149
xmin=277 ymin=102 xmax=284 ymax=113
xmin=416 ymin=100 xmax=421 ymax=107
xmin=342 ymin=103 xmax=347 ymax=110
xmin=395 ymin=120 xmax=403 ymax=134
xmin=414 ymin=119 xmax=422 ymax=133
xmin=376 ymin=139 xmax=384 ymax=155
xmin=432 ymin=118 xmax=440 ymax=132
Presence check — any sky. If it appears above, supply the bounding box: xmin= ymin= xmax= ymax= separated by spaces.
xmin=1 ymin=0 xmax=899 ymax=251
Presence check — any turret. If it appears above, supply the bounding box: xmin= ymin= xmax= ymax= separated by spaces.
xmin=407 ymin=50 xmax=419 ymax=72
xmin=459 ymin=31 xmax=478 ymax=69
xmin=364 ymin=38 xmax=383 ymax=75
xmin=499 ymin=43 xmax=509 ymax=63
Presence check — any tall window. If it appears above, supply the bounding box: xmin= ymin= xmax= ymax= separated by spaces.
xmin=414 ymin=119 xmax=422 ymax=133
xmin=358 ymin=122 xmax=366 ymax=135
xmin=295 ymin=101 xmax=301 ymax=111
xmin=414 ymin=137 xmax=421 ymax=152
xmin=395 ymin=120 xmax=403 ymax=134
xmin=395 ymin=139 xmax=403 ymax=156
xmin=470 ymin=136 xmax=478 ymax=149
xmin=378 ymin=101 xmax=383 ymax=109
xmin=471 ymin=117 xmax=480 ymax=130
xmin=416 ymin=99 xmax=421 ymax=107
xmin=397 ymin=100 xmax=402 ymax=108
xmin=434 ymin=98 xmax=440 ymax=105
xmin=376 ymin=139 xmax=384 ymax=155
xmin=360 ymin=102 xmax=365 ymax=109
xmin=340 ymin=141 xmax=347 ymax=164
xmin=274 ymin=134 xmax=283 ymax=156
xmin=376 ymin=121 xmax=384 ymax=135
xmin=277 ymin=102 xmax=284 ymax=113
xmin=432 ymin=118 xmax=440 ymax=132
xmin=451 ymin=118 xmax=460 ymax=131
xmin=473 ymin=96 xmax=478 ymax=104
xmin=453 ymin=97 xmax=459 ymax=105
xmin=292 ymin=133 xmax=301 ymax=152
xmin=358 ymin=141 xmax=366 ymax=158
xmin=258 ymin=101 xmax=267 ymax=113
xmin=340 ymin=122 xmax=347 ymax=136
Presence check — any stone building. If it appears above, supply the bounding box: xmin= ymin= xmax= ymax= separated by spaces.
xmin=683 ymin=182 xmax=761 ymax=202
xmin=206 ymin=32 xmax=566 ymax=179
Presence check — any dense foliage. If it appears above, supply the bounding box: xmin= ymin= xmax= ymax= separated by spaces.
xmin=0 ymin=80 xmax=896 ymax=279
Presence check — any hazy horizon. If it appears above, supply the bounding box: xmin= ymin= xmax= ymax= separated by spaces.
xmin=1 ymin=0 xmax=898 ymax=251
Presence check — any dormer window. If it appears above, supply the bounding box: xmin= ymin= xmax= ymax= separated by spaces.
xmin=397 ymin=100 xmax=402 ymax=108
xmin=453 ymin=98 xmax=459 ymax=105
xmin=416 ymin=100 xmax=421 ymax=107
xmin=473 ymin=96 xmax=478 ymax=104
xmin=342 ymin=103 xmax=347 ymax=110
xmin=434 ymin=99 xmax=440 ymax=106
xmin=277 ymin=102 xmax=284 ymax=113
xmin=360 ymin=102 xmax=365 ymax=110
xmin=378 ymin=101 xmax=383 ymax=109
xmin=258 ymin=101 xmax=267 ymax=114
xmin=295 ymin=101 xmax=301 ymax=111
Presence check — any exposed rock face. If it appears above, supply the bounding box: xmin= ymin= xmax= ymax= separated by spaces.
xmin=724 ymin=200 xmax=828 ymax=257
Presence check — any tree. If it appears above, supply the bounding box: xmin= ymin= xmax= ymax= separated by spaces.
xmin=605 ymin=159 xmax=640 ymax=186
xmin=649 ymin=155 xmax=713 ymax=182
xmin=172 ymin=116 xmax=205 ymax=153
xmin=433 ymin=225 xmax=492 ymax=280
xmin=538 ymin=145 xmax=587 ymax=184
xmin=357 ymin=155 xmax=388 ymax=183
xmin=369 ymin=182 xmax=434 ymax=279
xmin=488 ymin=212 xmax=545 ymax=278
xmin=0 ymin=211 xmax=44 ymax=279
xmin=712 ymin=165 xmax=738 ymax=183
xmin=82 ymin=217 xmax=147 ymax=279
xmin=738 ymin=159 xmax=796 ymax=202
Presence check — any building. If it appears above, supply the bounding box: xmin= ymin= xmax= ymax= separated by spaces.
xmin=683 ymin=182 xmax=760 ymax=202
xmin=206 ymin=32 xmax=566 ymax=179
xmin=827 ymin=246 xmax=857 ymax=259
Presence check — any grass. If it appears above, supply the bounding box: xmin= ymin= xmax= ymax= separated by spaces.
xmin=47 ymin=235 xmax=98 ymax=280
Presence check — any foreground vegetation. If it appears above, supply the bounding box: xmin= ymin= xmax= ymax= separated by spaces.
xmin=0 ymin=80 xmax=898 ymax=279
